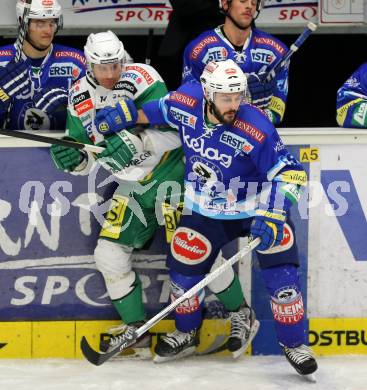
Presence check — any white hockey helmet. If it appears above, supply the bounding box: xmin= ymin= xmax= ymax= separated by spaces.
xmin=84 ymin=31 xmax=125 ymax=69
xmin=200 ymin=59 xmax=247 ymax=103
xmin=16 ymin=0 xmax=63 ymax=30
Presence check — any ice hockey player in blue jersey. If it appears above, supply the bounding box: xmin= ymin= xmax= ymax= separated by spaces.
xmin=93 ymin=59 xmax=318 ymax=377
xmin=182 ymin=0 xmax=289 ymax=125
xmin=336 ymin=62 xmax=367 ymax=128
xmin=0 ymin=0 xmax=86 ymax=130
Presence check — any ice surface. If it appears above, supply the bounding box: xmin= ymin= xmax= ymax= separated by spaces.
xmin=0 ymin=355 xmax=365 ymax=390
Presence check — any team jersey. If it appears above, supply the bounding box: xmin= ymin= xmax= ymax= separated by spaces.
xmin=182 ymin=27 xmax=289 ymax=124
xmin=67 ymin=63 xmax=183 ymax=183
xmin=142 ymin=81 xmax=306 ymax=220
xmin=336 ymin=63 xmax=367 ymax=128
xmin=0 ymin=43 xmax=86 ymax=130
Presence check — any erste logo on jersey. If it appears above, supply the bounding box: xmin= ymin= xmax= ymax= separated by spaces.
xmin=170 ymin=107 xmax=197 ymax=129
xmin=220 ymin=131 xmax=254 ymax=155
xmin=171 ymin=227 xmax=212 ymax=265
xmin=190 ymin=36 xmax=219 ymax=60
xmin=250 ymin=48 xmax=276 ymax=65
xmin=202 ymin=47 xmax=228 ymax=64
xmin=49 ymin=62 xmax=81 ymax=78
xmin=233 ymin=119 xmax=266 ymax=143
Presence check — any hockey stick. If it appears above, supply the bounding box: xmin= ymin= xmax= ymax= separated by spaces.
xmin=0 ymin=130 xmax=104 ymax=153
xmin=2 ymin=0 xmax=32 ymax=130
xmin=266 ymin=22 xmax=317 ymax=82
xmin=80 ymin=237 xmax=261 ymax=366
xmin=15 ymin=0 xmax=32 ymax=63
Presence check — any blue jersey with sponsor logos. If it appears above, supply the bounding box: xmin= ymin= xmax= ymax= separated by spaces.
xmin=182 ymin=27 xmax=289 ymax=125
xmin=142 ymin=81 xmax=306 ymax=220
xmin=0 ymin=44 xmax=86 ymax=130
xmin=336 ymin=63 xmax=367 ymax=128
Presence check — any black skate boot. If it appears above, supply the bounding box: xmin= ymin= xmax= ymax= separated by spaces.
xmin=154 ymin=328 xmax=200 ymax=363
xmin=281 ymin=343 xmax=318 ymax=377
xmin=100 ymin=321 xmax=152 ymax=359
xmin=227 ymin=303 xmax=260 ymax=359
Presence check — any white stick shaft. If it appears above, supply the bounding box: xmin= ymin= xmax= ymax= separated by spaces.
xmin=136 ymin=237 xmax=261 ymax=338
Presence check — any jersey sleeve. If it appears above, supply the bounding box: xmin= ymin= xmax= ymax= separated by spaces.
xmin=141 ymin=92 xmax=180 ymax=128
xmin=336 ymin=63 xmax=367 ymax=128
xmin=182 ymin=41 xmax=205 ymax=83
xmin=250 ymin=123 xmax=307 ymax=212
xmin=265 ymin=64 xmax=289 ymax=125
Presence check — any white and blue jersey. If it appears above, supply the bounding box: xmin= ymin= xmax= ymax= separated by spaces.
xmin=142 ymin=81 xmax=306 ymax=220
xmin=182 ymin=27 xmax=289 ymax=124
xmin=0 ymin=44 xmax=86 ymax=130
xmin=336 ymin=63 xmax=367 ymax=128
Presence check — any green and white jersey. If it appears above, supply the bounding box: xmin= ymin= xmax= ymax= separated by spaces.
xmin=66 ymin=63 xmax=183 ymax=183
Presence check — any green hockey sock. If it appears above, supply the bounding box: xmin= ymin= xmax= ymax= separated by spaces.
xmin=215 ymin=274 xmax=245 ymax=311
xmin=112 ymin=274 xmax=146 ymax=324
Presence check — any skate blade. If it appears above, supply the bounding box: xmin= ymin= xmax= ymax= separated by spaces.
xmin=110 ymin=347 xmax=152 ymax=361
xmin=232 ymin=319 xmax=260 ymax=359
xmin=302 ymin=373 xmax=316 ymax=383
xmin=153 ymin=346 xmax=196 ymax=364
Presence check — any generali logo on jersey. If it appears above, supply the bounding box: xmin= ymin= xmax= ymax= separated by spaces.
xmin=171 ymin=227 xmax=211 ymax=265
xmin=233 ymin=119 xmax=266 ymax=143
xmin=169 ymin=92 xmax=197 ymax=108
xmin=190 ymin=36 xmax=219 ymax=60
xmin=125 ymin=65 xmax=154 ymax=85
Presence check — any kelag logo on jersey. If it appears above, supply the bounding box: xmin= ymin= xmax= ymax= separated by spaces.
xmin=202 ymin=47 xmax=228 ymax=64
xmin=170 ymin=107 xmax=197 ymax=129
xmin=49 ymin=62 xmax=80 ymax=78
xmin=250 ymin=48 xmax=276 ymax=65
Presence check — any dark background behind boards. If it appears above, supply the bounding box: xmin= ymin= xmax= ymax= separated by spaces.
xmin=0 ymin=33 xmax=366 ymax=127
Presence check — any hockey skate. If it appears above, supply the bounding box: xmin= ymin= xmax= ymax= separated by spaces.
xmin=281 ymin=343 xmax=318 ymax=380
xmin=227 ymin=303 xmax=260 ymax=359
xmin=154 ymin=329 xmax=200 ymax=363
xmin=100 ymin=321 xmax=152 ymax=360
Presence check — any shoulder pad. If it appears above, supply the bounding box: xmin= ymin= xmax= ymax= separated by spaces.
xmin=53 ymin=45 xmax=87 ymax=67
xmin=252 ymin=30 xmax=287 ymax=56
xmin=189 ymin=32 xmax=220 ymax=60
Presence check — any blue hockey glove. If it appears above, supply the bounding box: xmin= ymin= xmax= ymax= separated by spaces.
xmin=0 ymin=59 xmax=32 ymax=107
xmin=246 ymin=73 xmax=275 ymax=109
xmin=95 ymin=99 xmax=138 ymax=135
xmin=33 ymin=86 xmax=68 ymax=114
xmin=250 ymin=208 xmax=286 ymax=251
xmin=96 ymin=130 xmax=139 ymax=172
xmin=50 ymin=137 xmax=85 ymax=172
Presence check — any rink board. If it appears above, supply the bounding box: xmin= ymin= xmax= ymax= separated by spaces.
xmin=0 ymin=132 xmax=367 ymax=358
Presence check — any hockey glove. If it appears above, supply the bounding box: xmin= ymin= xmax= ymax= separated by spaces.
xmin=96 ymin=130 xmax=140 ymax=172
xmin=246 ymin=73 xmax=275 ymax=109
xmin=250 ymin=208 xmax=286 ymax=251
xmin=33 ymin=86 xmax=68 ymax=114
xmin=50 ymin=137 xmax=85 ymax=172
xmin=0 ymin=59 xmax=32 ymax=107
xmin=95 ymin=99 xmax=138 ymax=135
